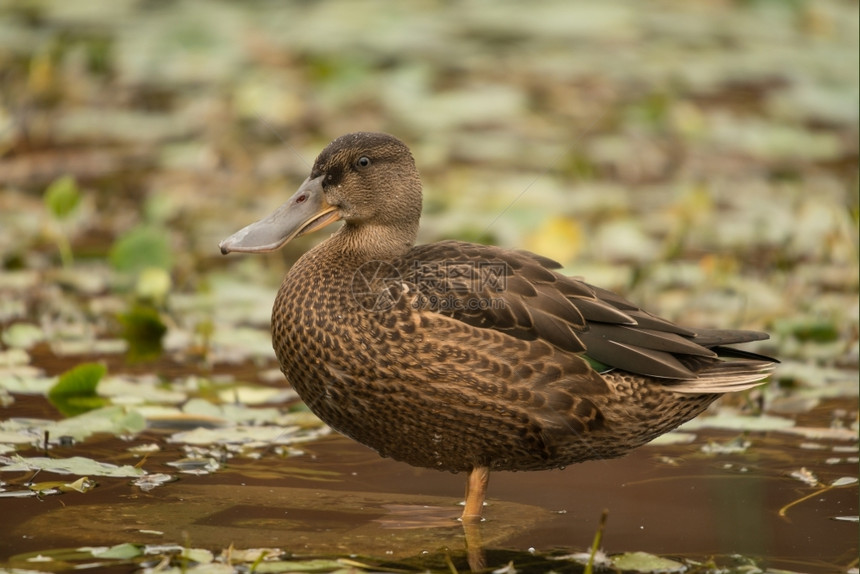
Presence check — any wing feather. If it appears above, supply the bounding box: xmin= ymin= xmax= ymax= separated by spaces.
xmin=397 ymin=240 xmax=775 ymax=380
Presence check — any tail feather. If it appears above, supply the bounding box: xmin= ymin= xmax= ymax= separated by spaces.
xmin=710 ymin=345 xmax=778 ymax=363
xmin=666 ymin=359 xmax=775 ymax=394
xmin=690 ymin=328 xmax=769 ymax=347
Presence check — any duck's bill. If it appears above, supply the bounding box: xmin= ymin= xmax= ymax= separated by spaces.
xmin=219 ymin=175 xmax=340 ymax=254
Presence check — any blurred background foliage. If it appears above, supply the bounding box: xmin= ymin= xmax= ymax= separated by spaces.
xmin=0 ymin=0 xmax=857 ymax=378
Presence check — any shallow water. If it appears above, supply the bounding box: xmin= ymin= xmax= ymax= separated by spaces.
xmin=1 ymin=379 xmax=856 ymax=573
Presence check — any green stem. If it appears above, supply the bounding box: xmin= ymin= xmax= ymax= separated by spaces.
xmin=57 ymin=232 xmax=74 ymax=268
xmin=585 ymin=509 xmax=608 ymax=574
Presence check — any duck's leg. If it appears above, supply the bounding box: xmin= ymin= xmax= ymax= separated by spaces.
xmin=461 ymin=466 xmax=490 ymax=522
xmin=463 ymin=519 xmax=486 ymax=571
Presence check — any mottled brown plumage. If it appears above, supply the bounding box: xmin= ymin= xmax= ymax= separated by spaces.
xmin=220 ymin=132 xmax=776 ymax=520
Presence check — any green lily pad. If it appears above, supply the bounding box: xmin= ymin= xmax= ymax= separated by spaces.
xmin=135 ymin=267 xmax=173 ymax=303
xmin=48 ymin=362 xmax=108 ymax=417
xmin=253 ymin=558 xmax=352 ymax=573
xmin=109 ymin=225 xmax=173 ymax=273
xmin=92 ymin=543 xmax=142 ymax=559
xmin=118 ymin=304 xmax=167 ymax=361
xmin=611 ymin=551 xmax=686 ymax=573
xmin=44 ymin=175 xmax=81 ymax=220
xmin=774 ymin=317 xmax=840 ymax=343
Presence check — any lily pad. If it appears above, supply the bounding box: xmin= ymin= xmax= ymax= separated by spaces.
xmin=181 ymin=397 xmax=281 ymax=425
xmin=109 ymin=226 xmax=173 ymax=273
xmin=30 ymin=476 xmax=96 ymax=494
xmin=1 ymin=323 xmax=46 ymax=349
xmin=41 ymin=405 xmax=147 ymax=442
xmin=92 ymin=543 xmax=142 ymax=559
xmin=679 ymin=411 xmax=794 ymax=432
xmin=611 ymin=551 xmax=686 ymax=573
xmin=118 ymin=304 xmax=167 ymax=361
xmin=47 ymin=362 xmax=108 ymax=417
xmin=167 ymin=424 xmax=321 ymax=446
xmin=647 ymin=432 xmax=697 ymax=446
xmin=0 ymin=455 xmax=145 ymax=478
xmin=44 ymin=175 xmax=81 ymax=220
xmin=250 ymin=558 xmax=358 ymax=573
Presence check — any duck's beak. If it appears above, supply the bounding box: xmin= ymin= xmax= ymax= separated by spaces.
xmin=219 ymin=175 xmax=340 ymax=254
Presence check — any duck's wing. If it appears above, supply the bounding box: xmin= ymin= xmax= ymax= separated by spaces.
xmin=396 ymin=240 xmax=774 ymax=380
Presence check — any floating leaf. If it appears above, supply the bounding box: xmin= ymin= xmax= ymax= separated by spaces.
xmin=48 ymin=405 xmax=146 ymax=442
xmin=611 ymin=551 xmax=686 ymax=573
xmin=29 ymin=476 xmax=96 ymax=494
xmin=0 ymin=490 xmax=38 ymax=498
xmin=135 ymin=267 xmax=172 ymax=303
xmin=44 ymin=175 xmax=81 ymax=220
xmin=680 ymin=411 xmax=794 ymax=432
xmin=12 ymin=548 xmax=95 ymax=565
xmin=48 ymin=362 xmax=107 ymax=417
xmin=1 ymin=323 xmax=46 ymax=349
xmin=647 ymin=432 xmax=697 ymax=446
xmin=132 ymin=473 xmax=174 ymax=492
xmin=109 ymin=225 xmax=173 ymax=273
xmin=253 ymin=558 xmax=351 ymax=573
xmin=118 ymin=304 xmax=167 ymax=361
xmin=774 ymin=317 xmax=840 ymax=343
xmin=701 ymin=437 xmax=751 ymax=454
xmin=180 ymin=547 xmax=214 ymax=564
xmin=63 ymin=476 xmax=97 ymax=493
xmin=227 ymin=548 xmax=282 ymax=563
xmin=789 ymin=467 xmax=819 ymax=487
xmin=0 ymin=429 xmax=32 ymax=445
xmin=169 ymin=425 xmax=289 ymax=446
xmin=780 ymin=427 xmax=858 ymax=441
xmin=0 ymin=347 xmax=30 ymax=367
xmin=92 ymin=543 xmax=142 ymax=560
xmin=165 ymin=457 xmax=219 ymax=474
xmin=491 ymin=561 xmax=518 ymax=574
xmin=0 ymin=455 xmax=144 ymax=478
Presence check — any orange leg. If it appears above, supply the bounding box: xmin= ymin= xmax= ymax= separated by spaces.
xmin=461 ymin=466 xmax=490 ymax=522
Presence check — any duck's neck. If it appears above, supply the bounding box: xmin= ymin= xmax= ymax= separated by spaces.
xmin=285 ymin=221 xmax=417 ymax=292
xmin=327 ymin=220 xmax=419 ymax=264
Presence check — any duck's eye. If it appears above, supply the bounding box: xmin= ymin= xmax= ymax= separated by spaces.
xmin=356 ymin=156 xmax=371 ymax=168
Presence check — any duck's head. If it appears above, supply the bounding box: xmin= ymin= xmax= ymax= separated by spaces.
xmin=219 ymin=132 xmax=422 ymax=255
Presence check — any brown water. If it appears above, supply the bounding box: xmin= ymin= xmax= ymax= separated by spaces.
xmin=1 ymin=384 xmax=857 ymax=573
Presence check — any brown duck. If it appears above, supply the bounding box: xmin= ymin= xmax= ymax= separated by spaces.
xmin=220 ymin=132 xmax=776 ymax=521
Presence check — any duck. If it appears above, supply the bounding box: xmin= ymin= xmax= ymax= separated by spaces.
xmin=219 ymin=132 xmax=776 ymax=522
